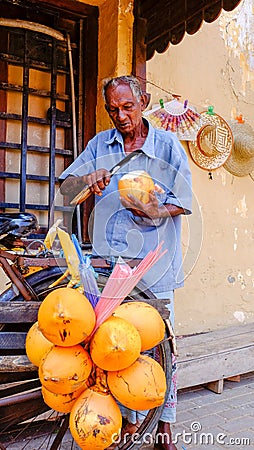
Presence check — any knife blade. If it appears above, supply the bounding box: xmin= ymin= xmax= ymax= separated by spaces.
xmin=70 ymin=149 xmax=143 ymax=205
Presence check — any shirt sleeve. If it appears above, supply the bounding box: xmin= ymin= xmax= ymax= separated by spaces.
xmin=59 ymin=138 xmax=97 ymax=180
xmin=164 ymin=137 xmax=192 ymax=215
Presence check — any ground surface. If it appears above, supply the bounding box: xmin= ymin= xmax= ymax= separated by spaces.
xmin=1 ymin=372 xmax=254 ymax=449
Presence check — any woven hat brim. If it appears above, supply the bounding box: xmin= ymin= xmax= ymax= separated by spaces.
xmin=188 ymin=140 xmax=232 ymax=170
xmin=223 ymin=121 xmax=254 ymax=177
xmin=223 ymin=153 xmax=254 ymax=176
xmin=187 ymin=111 xmax=233 ymax=171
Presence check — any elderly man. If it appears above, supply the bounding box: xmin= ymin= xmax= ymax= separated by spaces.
xmin=60 ymin=75 xmax=192 ymax=450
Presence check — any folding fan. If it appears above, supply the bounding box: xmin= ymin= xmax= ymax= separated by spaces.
xmin=143 ymin=98 xmax=203 ymax=141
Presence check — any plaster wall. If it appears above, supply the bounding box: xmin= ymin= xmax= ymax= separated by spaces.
xmin=147 ymin=0 xmax=254 ymax=335
xmin=96 ymin=0 xmax=134 ymax=131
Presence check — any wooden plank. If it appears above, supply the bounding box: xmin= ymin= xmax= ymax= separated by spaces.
xmin=0 ymin=112 xmax=71 ymax=127
xmin=0 ymin=355 xmax=36 ymax=373
xmin=0 ymin=53 xmax=7 ymax=209
xmin=179 ymin=339 xmax=254 ymax=361
xmin=132 ymin=14 xmax=147 ymax=92
xmin=177 ymin=324 xmax=254 ymax=389
xmin=0 ymin=299 xmax=170 ymax=322
xmin=0 ymin=202 xmax=73 ymax=212
xmin=29 ymin=0 xmax=98 ymax=18
xmin=0 ymin=141 xmax=72 ymax=156
xmin=0 ymin=81 xmax=69 ymax=100
xmin=226 ymin=375 xmax=241 ymax=382
xmin=81 ymin=14 xmax=98 ymax=242
xmin=0 ymin=370 xmax=38 ymax=384
xmin=177 ymin=345 xmax=254 ymax=390
xmin=0 ymin=378 xmax=40 ymax=398
xmin=0 ymin=171 xmax=59 ymax=182
xmin=0 ymin=332 xmax=26 ymax=349
xmin=177 ymin=324 xmax=254 ymax=360
xmin=0 ymin=302 xmax=40 ymax=323
xmin=0 ymin=389 xmax=49 ymax=431
xmin=178 ymin=323 xmax=254 ymax=345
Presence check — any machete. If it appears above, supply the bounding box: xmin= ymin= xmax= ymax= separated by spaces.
xmin=70 ymin=149 xmax=143 ymax=205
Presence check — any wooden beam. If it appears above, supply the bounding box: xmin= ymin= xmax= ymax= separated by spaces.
xmin=0 ymin=332 xmax=27 ymax=350
xmin=0 ymin=18 xmax=65 ymax=40
xmin=226 ymin=375 xmax=241 ymax=382
xmin=0 ymin=30 xmax=7 ymax=210
xmin=132 ymin=12 xmax=147 ymax=92
xmin=81 ymin=14 xmax=98 ymax=242
xmin=206 ymin=379 xmax=224 ymax=394
xmin=139 ymin=0 xmax=243 ymax=59
xmin=25 ymin=0 xmax=98 ymax=18
xmin=0 ymin=355 xmax=36 ymax=373
xmin=0 ymin=301 xmax=40 ymax=322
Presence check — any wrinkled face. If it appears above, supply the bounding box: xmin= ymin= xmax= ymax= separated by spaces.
xmin=105 ymin=83 xmax=146 ymax=135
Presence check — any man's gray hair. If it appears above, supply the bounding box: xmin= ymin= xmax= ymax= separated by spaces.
xmin=102 ymin=75 xmax=142 ymax=103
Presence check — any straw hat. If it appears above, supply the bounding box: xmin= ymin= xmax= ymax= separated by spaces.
xmin=187 ymin=110 xmax=233 ymax=171
xmin=223 ymin=121 xmax=254 ymax=177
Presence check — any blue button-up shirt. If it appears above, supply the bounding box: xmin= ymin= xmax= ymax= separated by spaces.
xmin=60 ymin=120 xmax=192 ymax=293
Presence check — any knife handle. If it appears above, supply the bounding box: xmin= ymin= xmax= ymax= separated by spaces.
xmin=70 ymin=185 xmax=91 ymax=205
xmin=70 ymin=150 xmax=142 ymax=206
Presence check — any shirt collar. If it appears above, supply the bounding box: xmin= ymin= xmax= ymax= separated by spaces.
xmin=105 ymin=129 xmax=124 ymax=145
xmin=141 ymin=118 xmax=156 ymax=159
xmin=105 ymin=118 xmax=156 ymax=159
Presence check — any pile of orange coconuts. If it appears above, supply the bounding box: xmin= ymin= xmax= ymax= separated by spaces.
xmin=25 ymin=170 xmax=167 ymax=450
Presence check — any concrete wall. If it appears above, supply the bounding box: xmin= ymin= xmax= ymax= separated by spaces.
xmin=96 ymin=0 xmax=134 ymax=131
xmin=147 ymin=0 xmax=254 ymax=335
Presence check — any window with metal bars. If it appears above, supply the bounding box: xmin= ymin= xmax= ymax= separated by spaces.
xmin=0 ymin=0 xmax=98 ymax=241
xmin=0 ymin=25 xmax=74 ymax=233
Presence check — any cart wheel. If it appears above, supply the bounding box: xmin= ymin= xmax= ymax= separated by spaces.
xmin=0 ymin=268 xmax=172 ymax=450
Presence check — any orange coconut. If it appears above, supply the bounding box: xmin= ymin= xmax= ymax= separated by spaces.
xmin=107 ymin=354 xmax=167 ymax=410
xmin=41 ymin=384 xmax=87 ymax=413
xmin=113 ymin=302 xmax=165 ymax=351
xmin=118 ymin=170 xmax=155 ymax=204
xmin=25 ymin=321 xmax=53 ymax=366
xmin=37 ymin=287 xmax=96 ymax=346
xmin=39 ymin=344 xmax=93 ymax=394
xmin=90 ymin=316 xmax=141 ymax=371
xmin=69 ymin=387 xmax=122 ymax=450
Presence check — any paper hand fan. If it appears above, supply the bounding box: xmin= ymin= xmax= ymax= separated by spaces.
xmin=143 ymin=98 xmax=203 ymax=141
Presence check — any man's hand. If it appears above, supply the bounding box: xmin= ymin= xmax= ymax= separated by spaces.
xmin=85 ymin=169 xmax=111 ymax=196
xmin=120 ymin=191 xmax=184 ymax=219
xmin=120 ymin=191 xmax=161 ymax=219
xmin=60 ymin=169 xmax=111 ymax=197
